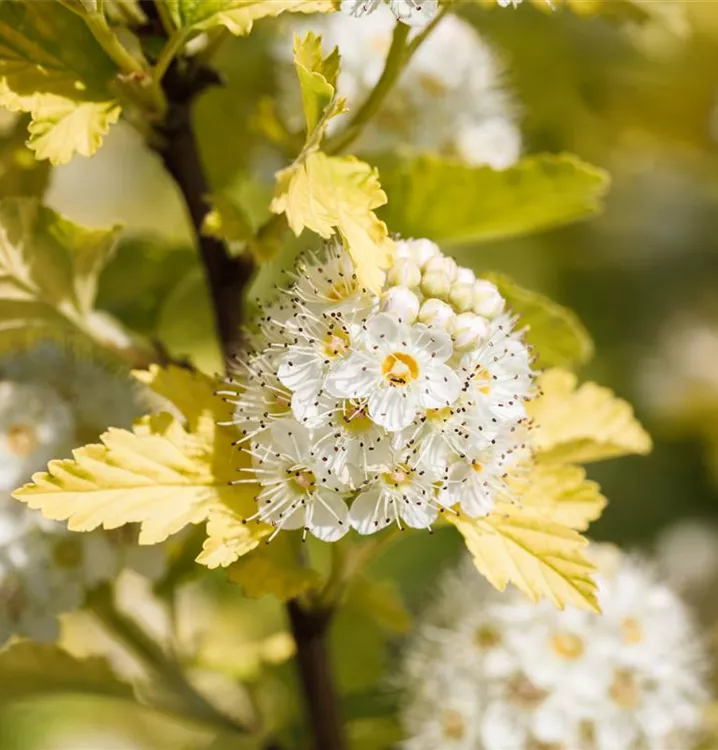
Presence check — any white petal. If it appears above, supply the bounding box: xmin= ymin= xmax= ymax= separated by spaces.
xmin=410 ymin=323 xmax=453 ymax=362
xmin=277 ymin=350 xmax=323 ymax=393
xmin=309 ymin=492 xmax=350 ymax=542
xmin=388 ymin=0 xmax=438 ymax=26
xmin=270 ymin=420 xmax=311 ymax=459
xmin=349 ymin=488 xmax=391 ymax=535
xmin=399 ymin=495 xmax=438 ymax=529
xmin=341 ymin=0 xmax=381 ymax=17
xmin=418 ymin=364 xmax=461 ymax=409
xmin=325 ymin=355 xmax=380 ymax=398
xmin=291 ymin=388 xmax=332 ymax=427
xmin=458 ymin=472 xmax=496 ymax=518
xmin=369 ymin=385 xmax=418 ymax=431
xmin=364 ymin=312 xmax=405 ymax=350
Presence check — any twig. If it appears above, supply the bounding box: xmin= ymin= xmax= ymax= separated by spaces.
xmin=88 ymin=586 xmax=245 ymax=735
xmin=287 ymin=602 xmax=348 ymax=750
xmin=324 ymin=8 xmax=448 ymax=156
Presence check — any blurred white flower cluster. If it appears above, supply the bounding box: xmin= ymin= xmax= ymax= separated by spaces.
xmin=222 ymin=239 xmax=534 ymax=542
xmin=0 ymin=344 xmax=164 ymax=645
xmin=400 ymin=546 xmax=708 ymax=750
xmin=277 ymin=6 xmax=521 ymax=169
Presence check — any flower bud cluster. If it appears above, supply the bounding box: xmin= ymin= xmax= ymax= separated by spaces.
xmin=382 ymin=238 xmax=506 ymax=354
xmin=224 ymin=239 xmax=536 ymax=542
xmin=400 ymin=546 xmax=709 ymax=750
xmin=0 ymin=345 xmax=165 ymax=646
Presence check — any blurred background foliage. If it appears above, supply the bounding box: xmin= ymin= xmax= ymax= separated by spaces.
xmin=3 ymin=2 xmax=718 ymax=747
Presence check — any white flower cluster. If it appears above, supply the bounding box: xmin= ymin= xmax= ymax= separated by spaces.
xmin=223 ymin=239 xmax=535 ymax=542
xmin=400 ymin=547 xmax=709 ymax=750
xmin=0 ymin=344 xmax=164 ymax=646
xmin=277 ymin=7 xmax=521 ymax=169
xmin=341 ymin=0 xmax=438 ymax=28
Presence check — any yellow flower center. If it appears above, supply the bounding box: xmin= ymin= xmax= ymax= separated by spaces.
xmin=381 ymin=352 xmax=419 ymax=387
xmin=474 ymin=368 xmax=492 ymax=395
xmin=426 ymin=407 xmax=452 ymax=424
xmin=471 ymin=460 xmax=484 ymax=474
xmin=610 ymin=669 xmax=640 ymax=709
xmin=620 ymin=617 xmax=643 ymax=645
xmin=475 ymin=625 xmax=501 ymax=649
xmin=441 ymin=710 xmax=466 ymax=740
xmin=508 ymin=676 xmax=546 ymax=709
xmin=326 ymin=278 xmax=358 ymax=302
xmin=289 ymin=468 xmax=316 ymax=494
xmin=550 ymin=632 xmax=585 ymax=661
xmin=341 ymin=403 xmax=373 ymax=434
xmin=322 ymin=329 xmax=351 ymax=359
xmin=383 ymin=464 xmax=412 ymax=488
xmin=6 ymin=423 xmax=38 ymax=457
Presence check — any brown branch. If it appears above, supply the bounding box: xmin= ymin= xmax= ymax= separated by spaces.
xmin=155 ymin=63 xmax=253 ymax=357
xmin=287 ymin=602 xmax=347 ymax=750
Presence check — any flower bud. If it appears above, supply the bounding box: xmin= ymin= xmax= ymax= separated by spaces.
xmin=380 ymin=286 xmax=420 ymax=323
xmin=472 ymin=280 xmax=505 ymax=319
xmin=387 ymin=258 xmax=422 ymax=289
xmin=421 ymin=270 xmax=451 ymax=299
xmin=394 ymin=241 xmax=413 ymax=261
xmin=455 ymin=267 xmax=476 ymax=286
xmin=418 ymin=298 xmax=455 ymax=329
xmin=449 ymin=312 xmax=490 ymax=351
xmin=424 ymin=255 xmax=458 ymax=282
xmin=448 ymin=282 xmax=475 ymax=313
xmin=407 ymin=238 xmax=440 ymax=268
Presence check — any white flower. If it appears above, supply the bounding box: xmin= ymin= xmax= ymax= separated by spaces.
xmin=243 ymin=421 xmax=350 ymax=541
xmin=340 ymin=0 xmax=438 ymax=27
xmin=349 ymin=453 xmax=440 ymax=533
xmin=312 ymin=399 xmax=392 ymax=484
xmin=326 ymin=313 xmax=461 ymax=431
xmin=0 ymin=343 xmax=167 ymax=645
xmin=277 ymin=10 xmax=521 ymax=168
xmin=400 ymin=546 xmax=709 ymax=750
xmin=0 ymin=381 xmax=75 ymax=494
xmin=229 ymin=239 xmax=535 ymax=538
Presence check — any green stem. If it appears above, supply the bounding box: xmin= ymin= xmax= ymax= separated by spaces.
xmin=154 ymin=29 xmax=192 ymax=84
xmin=84 ymin=11 xmax=146 ymax=76
xmin=324 ymin=9 xmax=448 ymax=156
xmin=88 ymin=587 xmax=247 ymax=735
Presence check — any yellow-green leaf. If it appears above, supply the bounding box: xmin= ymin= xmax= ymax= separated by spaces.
xmin=165 ymin=0 xmax=336 ymax=34
xmin=270 ymin=152 xmax=393 ymax=293
xmin=0 ymin=198 xmax=134 ymax=354
xmin=293 ymin=31 xmax=342 ymax=139
xmin=13 ymin=365 xmax=263 ymax=550
xmin=0 ymin=642 xmax=133 ymax=705
xmin=202 ymin=194 xmax=277 ymax=262
xmin=514 ymin=463 xmax=606 ymax=531
xmin=451 ymin=505 xmax=599 ymax=612
xmin=0 ymin=1 xmax=121 ymax=164
xmin=529 ymin=369 xmax=653 ymax=464
xmin=483 ymin=272 xmax=593 ymax=370
xmin=198 ymin=498 xmax=268 ymax=569
xmin=0 ymin=114 xmax=51 ymax=199
xmin=374 ymin=152 xmax=610 ymax=245
xmin=344 ymin=577 xmax=412 ymax=634
xmin=227 ymin=534 xmax=323 ymax=600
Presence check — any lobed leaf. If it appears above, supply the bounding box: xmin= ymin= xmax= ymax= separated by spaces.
xmin=374 ymin=152 xmax=610 ymax=245
xmin=13 ymin=366 xmax=264 ymax=553
xmin=271 ymin=152 xmax=393 ymax=294
xmin=165 ymin=0 xmax=336 ymax=35
xmin=227 ymin=534 xmax=323 ymax=599
xmin=529 ymin=369 xmax=653 ymax=464
xmin=0 ymin=1 xmax=121 ymax=164
xmin=451 ymin=505 xmax=600 ymax=612
xmin=513 ymin=463 xmax=606 ymax=531
xmin=0 ymin=198 xmax=132 ymax=353
xmin=483 ymin=271 xmax=594 ymax=369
